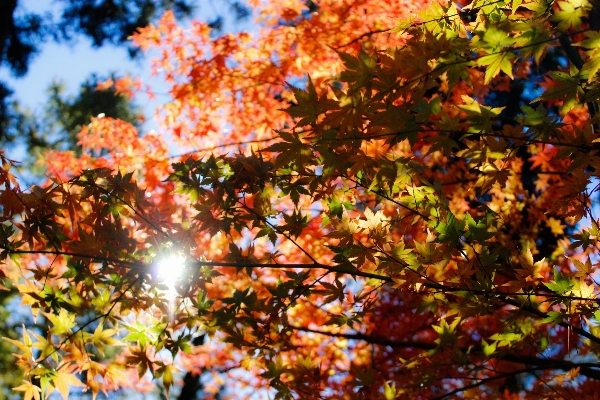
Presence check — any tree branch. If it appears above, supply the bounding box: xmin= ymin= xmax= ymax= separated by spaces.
xmin=291 ymin=325 xmax=600 ymax=382
xmin=432 ymin=368 xmax=547 ymax=400
xmin=5 ymin=247 xmax=600 ymax=346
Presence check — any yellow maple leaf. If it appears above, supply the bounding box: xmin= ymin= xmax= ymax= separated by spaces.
xmin=516 ymin=247 xmax=544 ymax=279
xmin=339 ymin=209 xmax=358 ymax=234
xmin=569 ymin=256 xmax=594 ymax=278
xmin=13 ymin=381 xmax=41 ymax=400
xmin=357 ymin=208 xmax=390 ymax=243
xmin=4 ymin=325 xmax=35 ymax=371
xmin=547 ymin=217 xmax=565 ymax=235
xmin=358 ymin=208 xmax=385 ymax=231
xmin=92 ymin=322 xmax=122 ymax=356
xmin=53 ymin=370 xmax=85 ymax=400
xmin=575 ymin=279 xmax=595 ymax=300
xmin=43 ymin=309 xmax=76 ymax=335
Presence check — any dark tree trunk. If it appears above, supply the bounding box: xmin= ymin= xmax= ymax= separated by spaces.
xmin=177 ymin=335 xmax=205 ymax=400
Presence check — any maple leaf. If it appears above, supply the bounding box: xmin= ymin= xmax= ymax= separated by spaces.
xmin=514 ymin=24 xmax=553 ymax=64
xmin=156 ymin=363 xmax=180 ymax=396
xmin=4 ymin=325 xmax=36 ymax=372
xmin=32 ymin=331 xmax=58 ymax=363
xmin=435 ymin=212 xmax=466 ymax=248
xmin=534 ymin=71 xmax=584 ymax=113
xmin=574 ymin=279 xmax=594 ymax=300
xmin=515 ymin=246 xmax=545 ymax=280
xmin=545 ymin=268 xmax=574 ymax=295
xmin=432 ymin=318 xmax=460 ymax=346
xmin=457 ymin=95 xmax=505 ymax=131
xmin=464 ymin=211 xmax=495 ymax=242
xmin=550 ymin=0 xmax=592 ymax=31
xmin=92 ymin=322 xmax=122 ymax=356
xmin=338 ymin=209 xmax=359 ymax=235
xmin=52 ymin=368 xmax=85 ymax=400
xmin=13 ymin=381 xmax=41 ymax=400
xmin=0 ymin=189 xmax=26 ymax=217
xmin=285 ymin=77 xmax=323 ymax=126
xmin=569 ymin=256 xmax=594 ymax=278
xmin=43 ymin=309 xmax=76 ymax=335
xmin=425 ymin=134 xmax=459 ymax=157
xmin=574 ymin=32 xmax=600 ymax=82
xmin=357 ymin=208 xmax=390 ymax=245
xmin=476 ymin=167 xmax=511 ymax=194
xmin=477 ymin=52 xmax=516 ymax=84
xmin=357 ymin=208 xmax=388 ymax=232
xmin=481 ymin=339 xmax=497 ymax=357
xmin=264 ymin=131 xmax=313 ymax=169
xmin=279 ymin=209 xmax=309 ymax=238
xmin=335 ymin=49 xmax=378 ymax=91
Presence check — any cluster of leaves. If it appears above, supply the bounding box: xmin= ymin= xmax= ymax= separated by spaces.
xmin=2 ymin=0 xmax=600 ymax=398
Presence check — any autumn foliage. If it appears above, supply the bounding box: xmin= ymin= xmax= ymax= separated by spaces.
xmin=2 ymin=0 xmax=600 ymax=398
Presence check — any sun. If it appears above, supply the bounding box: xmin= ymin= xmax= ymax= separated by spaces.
xmin=156 ymin=253 xmax=186 ymax=297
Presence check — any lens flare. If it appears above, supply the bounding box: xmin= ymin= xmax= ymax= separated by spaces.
xmin=157 ymin=253 xmax=186 ymax=299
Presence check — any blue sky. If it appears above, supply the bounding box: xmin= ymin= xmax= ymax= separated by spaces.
xmin=1 ymin=39 xmax=144 ymax=110
xmin=1 ymin=0 xmax=241 ymax=116
xmin=3 ymin=0 xmax=148 ymax=109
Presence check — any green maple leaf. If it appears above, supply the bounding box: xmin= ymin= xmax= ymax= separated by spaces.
xmin=433 ymin=318 xmax=460 ymax=346
xmin=124 ymin=321 xmax=155 ymax=346
xmin=522 ymin=0 xmax=553 ymax=18
xmin=550 ymin=0 xmax=591 ymax=31
xmin=480 ymin=25 xmax=515 ymax=51
xmin=534 ymin=71 xmax=583 ymax=113
xmin=481 ymin=339 xmax=497 ymax=356
xmin=457 ymin=96 xmax=504 ymax=131
xmin=261 ymin=356 xmax=286 ymax=380
xmin=545 ymin=268 xmax=573 ymax=294
xmin=574 ymin=31 xmax=600 ymax=50
xmin=540 ymin=310 xmax=565 ymax=324
xmin=327 ymin=195 xmax=345 ymax=219
xmin=489 ymin=332 xmax=523 ymax=347
xmin=477 ymin=52 xmax=516 ymax=84
xmin=582 ymin=56 xmax=600 ymax=83
xmin=156 ymin=363 xmax=179 ymax=396
xmin=435 ymin=212 xmax=465 ymax=247
xmin=518 ymin=104 xmax=549 ymax=125
xmin=92 ymin=322 xmax=121 ymax=356
xmin=465 ymin=212 xmax=495 ymax=242
xmin=512 ymin=21 xmax=553 ymax=64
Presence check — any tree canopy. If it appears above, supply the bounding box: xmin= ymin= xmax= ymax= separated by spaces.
xmin=2 ymin=0 xmax=600 ymax=398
